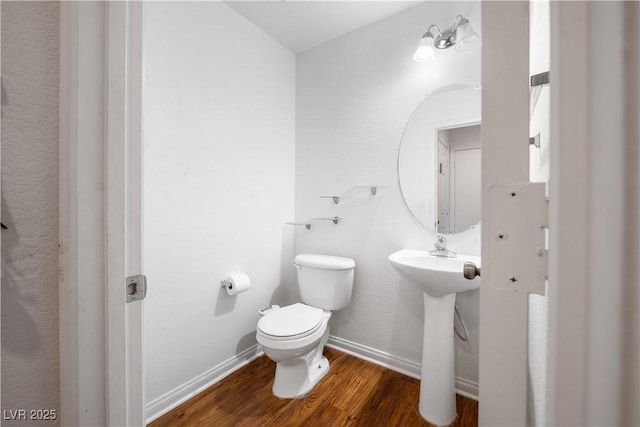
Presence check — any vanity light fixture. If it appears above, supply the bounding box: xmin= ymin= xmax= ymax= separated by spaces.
xmin=413 ymin=15 xmax=479 ymax=63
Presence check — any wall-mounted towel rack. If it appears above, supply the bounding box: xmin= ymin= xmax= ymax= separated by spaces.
xmin=285 ymin=217 xmax=341 ymax=230
xmin=320 ymin=186 xmax=383 ymax=204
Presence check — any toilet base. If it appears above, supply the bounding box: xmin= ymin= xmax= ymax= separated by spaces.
xmin=273 ymin=355 xmax=329 ymax=398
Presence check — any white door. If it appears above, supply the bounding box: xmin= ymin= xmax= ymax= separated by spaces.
xmin=479 ymin=2 xmax=534 ymax=425
xmin=452 ymin=148 xmax=481 ymax=232
xmin=437 ymin=140 xmax=450 ymax=233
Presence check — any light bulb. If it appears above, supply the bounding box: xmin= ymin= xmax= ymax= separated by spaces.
xmin=413 ymin=35 xmax=435 ymax=63
xmin=455 ymin=22 xmax=479 ymax=51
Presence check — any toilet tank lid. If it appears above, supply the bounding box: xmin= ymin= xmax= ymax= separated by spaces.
xmin=295 ymin=254 xmax=355 ymax=270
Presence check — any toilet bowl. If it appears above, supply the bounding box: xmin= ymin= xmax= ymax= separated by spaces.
xmin=257 ymin=303 xmax=331 ymax=398
xmin=256 ymin=254 xmax=355 ymax=398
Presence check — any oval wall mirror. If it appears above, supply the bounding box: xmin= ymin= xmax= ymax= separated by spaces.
xmin=398 ymin=84 xmax=481 ymax=232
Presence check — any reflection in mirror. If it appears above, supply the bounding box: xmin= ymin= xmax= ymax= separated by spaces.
xmin=436 ymin=124 xmax=481 ymax=233
xmin=398 ymin=84 xmax=481 ymax=232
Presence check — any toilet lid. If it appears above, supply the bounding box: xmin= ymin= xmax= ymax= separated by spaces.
xmin=258 ymin=303 xmax=324 ymax=338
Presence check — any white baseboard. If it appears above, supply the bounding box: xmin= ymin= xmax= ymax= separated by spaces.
xmin=454 ymin=376 xmax=479 ymax=401
xmin=145 ymin=344 xmax=263 ymax=424
xmin=327 ymin=335 xmax=479 ymax=401
xmin=146 ymin=336 xmax=478 ymax=423
xmin=327 ymin=335 xmax=422 ymax=379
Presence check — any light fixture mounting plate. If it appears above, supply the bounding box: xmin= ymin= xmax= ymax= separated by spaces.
xmin=434 ymin=28 xmax=456 ymax=49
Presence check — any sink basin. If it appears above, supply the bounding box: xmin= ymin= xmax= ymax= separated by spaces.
xmin=388 ymin=248 xmax=481 ymax=425
xmin=388 ymin=249 xmax=481 ymax=297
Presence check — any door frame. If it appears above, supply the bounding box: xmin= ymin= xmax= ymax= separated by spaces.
xmin=59 ymin=2 xmax=144 ymax=425
xmin=481 ymin=2 xmax=640 ymax=425
xmin=106 ymin=2 xmax=145 ymax=425
xmin=59 ymin=1 xmax=639 ymax=426
xmin=547 ymin=2 xmax=640 ymax=425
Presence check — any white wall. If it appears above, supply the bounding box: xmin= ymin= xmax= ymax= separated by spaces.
xmin=142 ymin=1 xmax=295 ymax=415
xmin=295 ymin=1 xmax=482 ymax=390
xmin=1 ymin=2 xmax=60 ymax=425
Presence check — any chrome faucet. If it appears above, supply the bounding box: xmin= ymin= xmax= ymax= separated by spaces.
xmin=429 ymin=235 xmax=457 ymax=258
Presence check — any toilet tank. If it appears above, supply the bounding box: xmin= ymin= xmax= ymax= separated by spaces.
xmin=294 ymin=254 xmax=355 ymax=311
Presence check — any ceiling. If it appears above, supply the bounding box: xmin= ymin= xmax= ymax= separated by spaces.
xmin=225 ymin=1 xmax=423 ymax=53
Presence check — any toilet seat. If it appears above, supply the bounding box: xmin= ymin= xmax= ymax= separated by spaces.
xmin=257 ymin=303 xmax=324 ymax=341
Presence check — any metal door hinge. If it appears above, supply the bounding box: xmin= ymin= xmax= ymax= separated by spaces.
xmin=488 ymin=182 xmax=548 ymax=295
xmin=126 ymin=275 xmax=147 ymax=303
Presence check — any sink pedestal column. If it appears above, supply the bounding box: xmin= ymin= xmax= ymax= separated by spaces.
xmin=420 ymin=292 xmax=456 ymax=425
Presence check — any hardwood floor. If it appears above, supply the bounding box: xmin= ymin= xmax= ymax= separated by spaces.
xmin=149 ymin=347 xmax=478 ymax=427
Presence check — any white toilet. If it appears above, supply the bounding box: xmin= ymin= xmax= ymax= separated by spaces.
xmin=256 ymin=254 xmax=355 ymax=398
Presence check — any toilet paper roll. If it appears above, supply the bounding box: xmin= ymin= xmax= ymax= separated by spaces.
xmin=225 ymin=273 xmax=251 ymax=296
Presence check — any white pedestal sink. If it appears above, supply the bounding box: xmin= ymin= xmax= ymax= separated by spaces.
xmin=388 ymin=249 xmax=481 ymax=426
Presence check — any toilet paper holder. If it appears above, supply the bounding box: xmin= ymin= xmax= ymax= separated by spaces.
xmin=220 ymin=272 xmax=251 ymax=295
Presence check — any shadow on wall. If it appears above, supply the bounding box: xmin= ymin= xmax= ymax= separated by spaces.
xmin=317 ymin=186 xmax=386 ymax=257
xmin=300 ymin=188 xmax=387 ymax=330
xmin=214 ymin=285 xmax=237 ymax=316
xmin=387 ymin=265 xmax=425 ymax=359
xmin=270 ymin=226 xmax=298 ymax=307
xmin=1 ymin=197 xmax=40 ymax=356
xmin=235 ymin=331 xmax=258 ymax=355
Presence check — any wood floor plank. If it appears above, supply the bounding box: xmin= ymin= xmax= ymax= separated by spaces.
xmin=148 ymin=347 xmax=478 ymax=427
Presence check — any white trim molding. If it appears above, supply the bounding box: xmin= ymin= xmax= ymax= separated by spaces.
xmin=59 ymin=2 xmax=109 ymax=425
xmin=327 ymin=336 xmax=478 ymax=400
xmin=327 ymin=336 xmax=421 ymax=380
xmin=454 ymin=376 xmax=479 ymax=402
xmin=104 ymin=2 xmax=145 ymax=425
xmin=145 ymin=345 xmax=263 ymax=424
xmin=59 ymin=2 xmax=145 ymax=424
